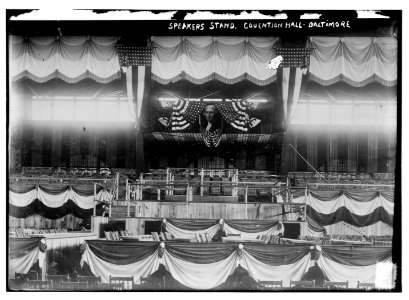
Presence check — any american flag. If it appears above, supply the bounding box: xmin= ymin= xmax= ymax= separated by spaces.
xmin=216 ymin=101 xmax=249 ymax=131
xmin=167 ymin=99 xmax=261 ymax=132
xmin=171 ymin=100 xmax=206 ymax=130
xmin=202 ymin=129 xmax=222 ymax=147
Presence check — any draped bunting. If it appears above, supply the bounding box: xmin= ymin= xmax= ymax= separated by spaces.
xmin=165 ymin=219 xmax=220 ymax=240
xmin=165 ymin=219 xmax=282 ymax=240
xmin=9 ymin=184 xmax=112 ymax=219
xmin=125 ymin=65 xmax=151 ymax=128
xmin=162 ymin=251 xmax=238 ymax=289
xmin=321 ymin=246 xmax=391 ymax=266
xmin=308 ymin=37 xmax=397 ymax=87
xmin=317 ymin=255 xmax=392 ymax=288
xmin=10 ymin=36 xmax=121 ymax=83
xmin=81 ymin=243 xmax=161 ymax=284
xmin=151 ymin=36 xmax=279 ymax=86
xmin=81 ymin=240 xmax=393 ymax=290
xmin=306 ymin=193 xmax=394 ymax=227
xmin=9 ymin=237 xmax=44 ymax=279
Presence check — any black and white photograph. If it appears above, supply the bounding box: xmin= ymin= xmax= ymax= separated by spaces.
xmin=5 ymin=5 xmax=402 ymax=293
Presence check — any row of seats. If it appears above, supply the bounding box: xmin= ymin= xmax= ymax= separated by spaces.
xmin=258 ymin=279 xmax=375 ymax=290
xmin=302 ymin=235 xmax=393 ymax=245
xmin=9 ymin=227 xmax=68 ymax=237
xmin=10 ymin=274 xmax=376 ymax=291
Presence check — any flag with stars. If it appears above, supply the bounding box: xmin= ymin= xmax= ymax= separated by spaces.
xmin=216 ymin=101 xmax=250 ymax=132
xmin=171 ymin=100 xmax=206 ymax=131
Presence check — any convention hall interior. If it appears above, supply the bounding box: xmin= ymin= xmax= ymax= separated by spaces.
xmin=7 ymin=10 xmax=400 ymax=291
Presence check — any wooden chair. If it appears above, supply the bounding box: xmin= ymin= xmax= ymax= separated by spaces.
xmin=258 ymin=280 xmax=283 ymax=289
xmin=57 ymin=281 xmax=89 ymax=291
xmin=77 ymin=275 xmax=101 ymax=288
xmin=22 ymin=280 xmax=53 ymax=290
xmin=290 ymin=279 xmax=316 ymax=288
xmin=97 ymin=282 xmax=124 ymax=291
xmin=323 ymin=280 xmax=349 ymax=289
xmin=357 ymin=281 xmax=375 ymax=290
xmin=139 ymin=276 xmax=163 ymax=290
xmin=46 ymin=274 xmax=69 ymax=283
xmin=109 ymin=275 xmax=134 ymax=290
xmin=15 ymin=271 xmax=38 ymax=282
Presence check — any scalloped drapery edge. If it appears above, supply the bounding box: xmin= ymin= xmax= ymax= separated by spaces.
xmin=308 ymin=73 xmax=397 ymax=88
xmin=11 ymin=70 xmax=122 ymax=84
xmin=152 ymin=72 xmax=277 ymax=86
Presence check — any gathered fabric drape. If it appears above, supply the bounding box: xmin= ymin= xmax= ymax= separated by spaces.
xmin=317 ymin=253 xmax=392 ymax=288
xmin=81 ymin=240 xmax=393 ymax=290
xmin=242 ymin=250 xmax=314 ymax=287
xmin=165 ymin=219 xmax=282 ymax=240
xmin=308 ymin=37 xmax=397 ymax=87
xmin=9 ymin=184 xmax=112 ymax=219
xmin=9 ymin=237 xmax=44 ymax=279
xmin=151 ymin=36 xmax=279 ymax=86
xmin=81 ymin=243 xmax=160 ymax=284
xmin=307 ymin=192 xmax=393 ymax=227
xmin=10 ymin=36 xmax=121 ymax=83
xmin=165 ymin=220 xmax=220 ymax=240
xmin=162 ymin=250 xmax=238 ymax=289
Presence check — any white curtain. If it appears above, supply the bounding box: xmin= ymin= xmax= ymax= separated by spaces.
xmin=152 ymin=36 xmax=279 ymax=86
xmin=317 ymin=255 xmax=391 ymax=288
xmin=165 ymin=222 xmax=219 ymax=240
xmin=81 ymin=244 xmax=160 ymax=284
xmin=9 ymin=189 xmax=37 ymax=207
xmin=162 ymin=250 xmax=239 ymax=289
xmin=308 ymin=194 xmax=394 ymax=216
xmin=10 ymin=36 xmax=121 ymax=83
xmin=241 ymin=250 xmax=314 ymax=287
xmin=8 ymin=248 xmax=40 ymax=279
xmin=308 ymin=37 xmax=397 ymax=87
xmin=223 ymin=223 xmax=283 ymax=239
xmin=10 ymin=186 xmax=112 ymax=209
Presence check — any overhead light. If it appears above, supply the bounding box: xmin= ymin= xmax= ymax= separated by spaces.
xmin=203 ymin=98 xmax=222 ymax=102
xmin=247 ymin=99 xmax=267 ymax=103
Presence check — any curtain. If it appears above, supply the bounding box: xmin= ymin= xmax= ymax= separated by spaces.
xmin=9 ymin=237 xmax=43 ymax=279
xmin=81 ymin=243 xmax=160 ymax=283
xmin=241 ymin=250 xmax=314 ymax=287
xmin=10 ymin=36 xmax=121 ymax=83
xmin=9 ymin=184 xmax=111 ymax=219
xmin=162 ymin=251 xmax=238 ymax=289
xmin=81 ymin=240 xmax=393 ymax=290
xmin=151 ymin=36 xmax=279 ymax=86
xmin=165 ymin=219 xmax=283 ymax=240
xmin=317 ymin=254 xmax=392 ymax=288
xmin=165 ymin=221 xmax=219 ymax=240
xmin=308 ymin=37 xmax=397 ymax=87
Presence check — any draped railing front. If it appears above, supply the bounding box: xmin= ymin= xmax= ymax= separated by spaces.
xmin=81 ymin=240 xmax=393 ymax=289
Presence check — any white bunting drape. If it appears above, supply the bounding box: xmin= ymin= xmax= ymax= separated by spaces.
xmin=151 ymin=36 xmax=279 ymax=86
xmin=162 ymin=251 xmax=238 ymax=289
xmin=223 ymin=223 xmax=283 ymax=239
xmin=10 ymin=187 xmax=112 ymax=209
xmin=8 ymin=247 xmax=41 ymax=279
xmin=307 ymin=194 xmax=394 ymax=216
xmin=317 ymin=254 xmax=392 ymax=288
xmin=165 ymin=222 xmax=219 ymax=240
xmin=241 ymin=250 xmax=314 ymax=287
xmin=10 ymin=36 xmax=121 ymax=83
xmin=81 ymin=244 xmax=161 ymax=284
xmin=308 ymin=37 xmax=397 ymax=87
